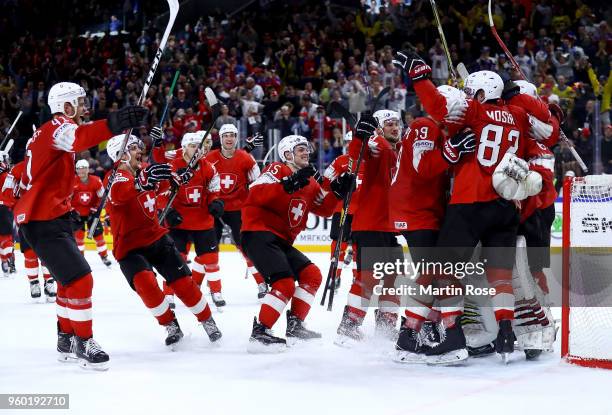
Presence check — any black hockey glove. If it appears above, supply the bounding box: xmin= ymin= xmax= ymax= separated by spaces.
xmin=354 ymin=113 xmax=378 ymax=141
xmin=107 ymin=105 xmax=149 ymax=135
xmin=70 ymin=210 xmax=83 ymax=226
xmin=150 ymin=126 xmax=164 ymax=148
xmin=501 ymin=80 xmax=521 ymax=101
xmin=165 ymin=208 xmax=183 ymax=227
xmin=171 ymin=167 xmax=194 ymax=187
xmin=208 ymin=199 xmax=225 ymax=218
xmin=244 ymin=132 xmax=264 ymax=153
xmin=330 ymin=172 xmax=355 ymax=199
xmin=135 ymin=163 xmax=173 ymax=191
xmin=442 ymin=128 xmax=477 ymax=164
xmin=392 ymin=50 xmax=431 ymax=83
xmin=281 ymin=165 xmax=317 ymax=194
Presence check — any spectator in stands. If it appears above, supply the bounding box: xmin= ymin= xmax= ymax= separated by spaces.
xmin=602 ymin=125 xmax=612 ymax=174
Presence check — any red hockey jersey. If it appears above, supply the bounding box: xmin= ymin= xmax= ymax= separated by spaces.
xmin=520 ymin=146 xmax=557 ymax=222
xmin=71 ymin=175 xmax=104 ymax=217
xmin=152 ymin=147 xmax=182 ymax=163
xmin=506 ymin=93 xmax=560 ymax=148
xmin=321 ymin=153 xmax=364 ymax=215
xmin=0 ymin=171 xmax=12 ymax=208
xmin=241 ymin=162 xmax=337 ymax=243
xmin=168 ymin=156 xmax=220 ymax=231
xmin=0 ymin=162 xmax=24 ymax=209
xmin=106 ymin=169 xmax=168 ymax=261
xmin=414 ymin=80 xmax=550 ymax=205
xmin=14 ymin=116 xmax=114 ymax=224
xmin=205 ymin=149 xmax=260 ymax=211
xmin=390 ymin=117 xmax=450 ymax=231
xmin=346 ymin=135 xmax=398 ymax=232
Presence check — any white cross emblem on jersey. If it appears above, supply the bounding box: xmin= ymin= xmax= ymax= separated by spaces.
xmin=80 ymin=193 xmax=91 ymax=203
xmin=221 ymin=175 xmax=235 ymax=189
xmin=291 ymin=202 xmax=305 ymax=221
xmin=188 ymin=188 xmax=201 ymax=203
xmin=356 ymin=177 xmax=363 ymax=188
xmin=143 ymin=194 xmax=155 ymax=213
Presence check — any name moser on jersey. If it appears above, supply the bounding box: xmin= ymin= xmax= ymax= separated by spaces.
xmin=393 ymin=50 xmax=552 ymax=363
xmin=241 ymin=134 xmax=348 ymax=352
xmin=105 ymin=134 xmax=222 ymax=348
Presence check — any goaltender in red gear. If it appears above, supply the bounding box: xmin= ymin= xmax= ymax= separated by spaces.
xmin=13 ymin=81 xmax=148 ymax=370
xmin=241 ymin=134 xmax=344 ymax=352
xmin=105 ymin=133 xmax=222 ymax=348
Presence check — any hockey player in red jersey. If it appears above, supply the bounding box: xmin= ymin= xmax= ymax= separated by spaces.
xmin=241 ymin=135 xmax=345 ymax=351
xmin=1 ymin=160 xmax=55 ymax=300
xmin=321 ymin=132 xmax=363 ymax=293
xmin=335 ymin=109 xmax=405 ymax=346
xmin=71 ymin=159 xmax=111 ymax=267
xmin=393 ymin=51 xmax=553 ymax=362
xmin=206 ymin=123 xmax=265 ymax=302
xmin=13 ymin=81 xmax=147 ymax=370
xmin=105 ymin=134 xmax=222 ymax=347
xmin=163 ymin=131 xmax=226 ymax=309
xmin=0 ymin=150 xmax=16 ymax=277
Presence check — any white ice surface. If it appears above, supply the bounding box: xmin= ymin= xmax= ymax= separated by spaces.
xmin=1 ymin=251 xmax=612 ymax=415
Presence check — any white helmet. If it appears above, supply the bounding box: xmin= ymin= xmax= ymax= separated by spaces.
xmin=47 ymin=82 xmax=86 ymax=116
xmin=219 ymin=123 xmax=238 ymax=137
xmin=373 ymin=109 xmax=399 ymax=126
xmin=437 ymin=85 xmax=466 ymax=104
xmin=75 ymin=159 xmax=90 ymax=170
xmin=107 ymin=134 xmax=142 ymax=162
xmin=278 ymin=135 xmax=309 ymax=163
xmin=514 ymin=80 xmax=538 ymax=98
xmin=181 ymin=131 xmax=205 ymax=149
xmin=464 ymin=71 xmax=504 ymax=101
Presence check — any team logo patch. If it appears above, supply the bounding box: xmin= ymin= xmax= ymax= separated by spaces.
xmin=288 ymin=198 xmax=307 ymax=228
xmin=219 ymin=173 xmax=238 ymax=193
xmin=137 ymin=192 xmax=157 ymax=219
xmin=394 ymin=221 xmax=408 ymax=230
xmin=79 ymin=192 xmax=92 ymax=205
xmin=184 ymin=185 xmax=203 ymax=205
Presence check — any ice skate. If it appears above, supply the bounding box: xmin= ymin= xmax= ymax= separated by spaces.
xmin=248 ymin=317 xmax=286 ymax=353
xmin=30 ymin=280 xmax=41 ymax=299
xmin=335 ymin=306 xmax=365 ymax=347
xmin=257 ymin=282 xmax=268 ymax=300
xmin=57 ymin=324 xmax=77 ymax=363
xmin=164 ymin=319 xmax=184 ymax=348
xmin=286 ymin=310 xmax=321 ymax=342
xmin=495 ymin=319 xmax=516 ymax=364
xmin=425 ymin=317 xmax=469 ymax=366
xmin=75 ymin=336 xmax=110 ymax=371
xmin=44 ymin=278 xmax=57 ymax=302
xmin=201 ymin=316 xmax=222 ymax=342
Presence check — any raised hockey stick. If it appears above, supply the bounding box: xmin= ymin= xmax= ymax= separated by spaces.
xmin=146 ymin=68 xmax=181 ymax=161
xmin=0 ymin=111 xmax=23 ymax=150
xmin=158 ymin=88 xmax=222 ymax=223
xmin=329 ymin=102 xmax=356 ymax=130
xmin=88 ymin=0 xmax=180 ymax=239
xmin=487 ymin=0 xmax=588 ymax=173
xmin=456 ymin=63 xmax=469 ymax=82
xmin=429 ymin=0 xmax=458 ymax=86
xmin=321 ymin=86 xmax=390 ymax=311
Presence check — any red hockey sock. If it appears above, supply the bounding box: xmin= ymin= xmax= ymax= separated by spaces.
xmin=169 ymin=276 xmax=211 ymax=322
xmin=162 ymin=280 xmax=174 ymax=296
xmin=94 ymin=234 xmax=108 ymax=258
xmin=24 ymin=249 xmax=40 ymax=281
xmin=56 ymin=282 xmax=73 ymax=334
xmin=291 ymin=264 xmax=322 ymax=321
xmin=346 ymin=272 xmax=368 ymax=320
xmin=74 ymin=230 xmax=85 ymax=254
xmin=42 ymin=266 xmax=51 ymax=281
xmin=203 ymin=252 xmax=221 ymax=293
xmin=259 ymin=278 xmax=295 ymax=329
xmin=133 ymin=271 xmax=175 ymax=326
xmin=191 ymin=255 xmax=206 ymax=286
xmin=531 ymin=270 xmax=550 ymax=295
xmin=0 ymin=234 xmax=12 ymax=261
xmin=65 ymin=273 xmax=94 ymax=338
xmin=487 ymin=267 xmax=514 ymax=321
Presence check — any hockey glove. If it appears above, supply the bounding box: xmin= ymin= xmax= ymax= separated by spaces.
xmin=0 ymin=162 xmax=8 ymax=175
xmin=501 ymin=80 xmax=520 ymax=101
xmin=70 ymin=210 xmax=83 ymax=227
xmin=281 ymin=165 xmax=316 ymax=194
xmin=107 ymin=105 xmax=149 ymax=135
xmin=244 ymin=132 xmax=264 ymax=153
xmin=392 ymin=50 xmax=431 ymax=83
xmin=171 ymin=167 xmax=194 ymax=187
xmin=135 ymin=163 xmax=173 ymax=191
xmin=208 ymin=199 xmax=225 ymax=218
xmin=150 ymin=126 xmax=164 ymax=148
xmin=442 ymin=128 xmax=476 ymax=164
xmin=548 ymin=102 xmax=565 ymax=124
xmin=354 ymin=113 xmax=378 ymax=141
xmin=330 ymin=172 xmax=355 ymax=199
xmin=165 ymin=208 xmax=183 ymax=227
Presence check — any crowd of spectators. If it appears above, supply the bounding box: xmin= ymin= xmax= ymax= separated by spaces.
xmin=1 ymin=0 xmax=611 ymax=183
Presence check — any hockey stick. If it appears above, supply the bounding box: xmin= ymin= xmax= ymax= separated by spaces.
xmin=487 ymin=0 xmax=588 ymax=173
xmin=329 ymin=102 xmax=356 ymax=130
xmin=146 ymin=68 xmax=181 ymax=161
xmin=158 ymin=88 xmax=222 ymax=223
xmin=456 ymin=63 xmax=469 ymax=82
xmin=262 ymin=144 xmax=277 ymax=166
xmin=88 ymin=0 xmax=180 ymax=239
xmin=429 ymin=0 xmax=458 ymax=86
xmin=321 ymin=86 xmax=390 ymax=311
xmin=0 ymin=111 xmax=23 ymax=150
